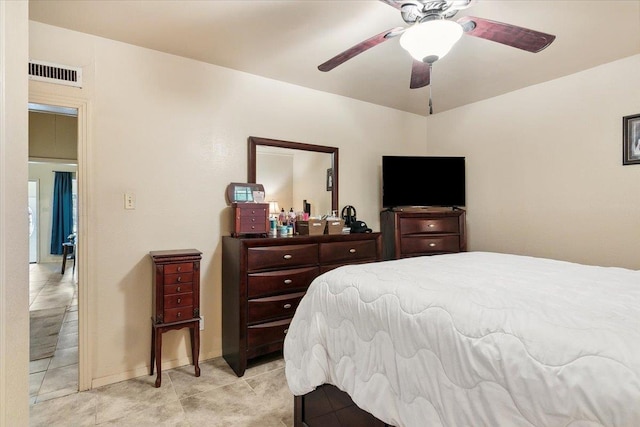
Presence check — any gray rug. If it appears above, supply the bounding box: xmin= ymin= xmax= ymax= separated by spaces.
xmin=30 ymin=307 xmax=66 ymax=361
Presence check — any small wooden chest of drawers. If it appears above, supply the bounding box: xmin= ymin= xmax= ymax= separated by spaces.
xmin=149 ymin=249 xmax=202 ymax=387
xmin=232 ymin=202 xmax=269 ymax=237
xmin=380 ymin=209 xmax=466 ymax=260
xmin=222 ymin=233 xmax=382 ymax=377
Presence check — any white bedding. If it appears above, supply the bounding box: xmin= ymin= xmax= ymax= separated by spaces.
xmin=283 ymin=252 xmax=640 ymax=427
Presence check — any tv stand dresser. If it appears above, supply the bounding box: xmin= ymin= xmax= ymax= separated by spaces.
xmin=380 ymin=208 xmax=466 ymax=260
xmin=222 ymin=233 xmax=382 ymax=376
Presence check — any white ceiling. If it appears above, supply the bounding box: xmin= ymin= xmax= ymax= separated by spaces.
xmin=29 ymin=0 xmax=640 ymax=116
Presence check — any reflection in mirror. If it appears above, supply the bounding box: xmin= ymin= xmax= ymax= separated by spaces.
xmin=248 ymin=137 xmax=338 ymax=217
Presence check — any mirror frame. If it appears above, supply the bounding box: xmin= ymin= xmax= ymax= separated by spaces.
xmin=248 ymin=136 xmax=338 ymax=213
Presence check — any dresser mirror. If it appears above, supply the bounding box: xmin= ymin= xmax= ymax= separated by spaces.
xmin=248 ymin=136 xmax=338 ymax=217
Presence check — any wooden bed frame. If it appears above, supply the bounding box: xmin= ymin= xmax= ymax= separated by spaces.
xmin=294 ymin=384 xmax=392 ymax=427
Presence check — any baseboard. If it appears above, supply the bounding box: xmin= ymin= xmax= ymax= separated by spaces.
xmin=91 ymin=350 xmax=221 ymax=389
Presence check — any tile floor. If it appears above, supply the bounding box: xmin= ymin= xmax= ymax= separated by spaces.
xmin=29 ymin=262 xmax=79 ymax=404
xmin=29 ymin=356 xmax=293 ymax=426
xmin=28 ymin=262 xmax=294 ymax=426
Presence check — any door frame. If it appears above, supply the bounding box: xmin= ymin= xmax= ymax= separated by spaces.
xmin=28 ymin=179 xmax=39 ymax=264
xmin=29 ymin=92 xmax=92 ymax=391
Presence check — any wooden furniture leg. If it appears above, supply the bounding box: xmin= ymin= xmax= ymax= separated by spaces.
xmin=154 ymin=325 xmax=162 ymax=387
xmin=190 ymin=321 xmax=201 ymax=377
xmin=150 ymin=319 xmax=200 ymax=388
xmin=150 ymin=321 xmax=156 ymax=375
xmin=61 ymin=243 xmax=71 ymax=273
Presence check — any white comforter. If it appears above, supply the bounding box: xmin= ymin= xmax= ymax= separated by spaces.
xmin=284 ymin=252 xmax=640 ymax=427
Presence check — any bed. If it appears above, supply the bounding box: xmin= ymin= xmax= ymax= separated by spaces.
xmin=283 ymin=252 xmax=640 ymax=427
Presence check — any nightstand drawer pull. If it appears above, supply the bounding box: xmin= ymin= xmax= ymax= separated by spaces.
xmin=428 ymin=224 xmax=435 ymax=228
xmin=283 ymin=254 xmax=292 ymax=260
xmin=284 ymin=329 xmax=288 ymax=334
xmin=177 ymin=266 xmax=182 ymax=272
xmin=177 ymin=312 xmax=182 ymax=318
xmin=349 ymin=248 xmax=356 ymax=253
xmin=283 ymin=304 xmax=292 ymax=309
xmin=177 ymin=286 xmax=181 ymax=292
xmin=177 ymin=276 xmax=182 ymax=282
xmin=429 ymin=243 xmax=437 ymax=247
xmin=251 ymin=218 xmax=256 ymax=222
xmin=177 ymin=298 xmax=181 ymax=304
xmin=251 ymin=225 xmax=256 ymax=229
xmin=284 ymin=279 xmax=293 ymax=284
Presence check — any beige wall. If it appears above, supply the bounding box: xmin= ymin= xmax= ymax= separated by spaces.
xmin=28 ymin=21 xmax=426 ymax=388
xmin=0 ymin=0 xmax=30 ymax=425
xmin=426 ymin=54 xmax=640 ymax=270
xmin=29 ymin=111 xmax=78 ymax=160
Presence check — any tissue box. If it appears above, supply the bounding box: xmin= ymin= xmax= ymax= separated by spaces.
xmin=297 ymin=219 xmax=326 ymax=236
xmin=325 ymin=219 xmax=345 ymax=235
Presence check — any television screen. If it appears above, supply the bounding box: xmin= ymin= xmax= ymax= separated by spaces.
xmin=382 ymin=156 xmax=465 ymax=208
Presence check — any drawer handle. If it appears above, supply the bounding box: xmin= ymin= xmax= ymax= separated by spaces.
xmin=429 ymin=243 xmax=437 ymax=247
xmin=177 ymin=286 xmax=181 ymax=292
xmin=251 ymin=225 xmax=255 ymax=229
xmin=349 ymin=248 xmax=356 ymax=253
xmin=177 ymin=276 xmax=182 ymax=282
xmin=283 ymin=328 xmax=288 ymax=334
xmin=283 ymin=303 xmax=292 ymax=309
xmin=284 ymin=279 xmax=293 ymax=285
xmin=283 ymin=254 xmax=292 ymax=260
xmin=177 ymin=298 xmax=181 ymax=304
xmin=251 ymin=218 xmax=256 ymax=222
xmin=428 ymin=224 xmax=435 ymax=228
xmin=251 ymin=210 xmax=256 ymax=214
xmin=177 ymin=266 xmax=182 ymax=272
xmin=177 ymin=312 xmax=182 ymax=318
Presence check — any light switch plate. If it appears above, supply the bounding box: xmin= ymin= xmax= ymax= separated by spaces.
xmin=124 ymin=192 xmax=135 ymax=209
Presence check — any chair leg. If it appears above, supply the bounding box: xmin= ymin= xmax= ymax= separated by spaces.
xmin=61 ymin=246 xmax=69 ymax=274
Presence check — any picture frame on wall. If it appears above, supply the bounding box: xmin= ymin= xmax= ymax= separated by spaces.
xmin=623 ymin=113 xmax=640 ymax=165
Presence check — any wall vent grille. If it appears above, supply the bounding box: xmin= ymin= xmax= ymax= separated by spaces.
xmin=28 ymin=60 xmax=82 ymax=88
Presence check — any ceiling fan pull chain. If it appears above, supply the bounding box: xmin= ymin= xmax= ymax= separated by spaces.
xmin=429 ymin=62 xmax=433 ymax=115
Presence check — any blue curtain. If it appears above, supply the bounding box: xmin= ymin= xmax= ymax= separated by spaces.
xmin=50 ymin=172 xmax=73 ymax=255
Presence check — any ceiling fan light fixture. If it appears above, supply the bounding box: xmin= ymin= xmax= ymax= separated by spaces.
xmin=399 ymin=19 xmax=463 ymax=63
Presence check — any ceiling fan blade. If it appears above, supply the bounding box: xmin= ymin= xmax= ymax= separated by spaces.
xmin=410 ymin=60 xmax=430 ymax=89
xmin=378 ymin=0 xmax=402 ymax=10
xmin=318 ymin=27 xmax=404 ymax=72
xmin=458 ymin=16 xmax=556 ymax=53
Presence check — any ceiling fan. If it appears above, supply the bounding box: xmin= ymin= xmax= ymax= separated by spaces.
xmin=318 ymin=0 xmax=556 ymax=108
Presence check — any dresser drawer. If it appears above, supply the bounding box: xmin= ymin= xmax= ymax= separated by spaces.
xmin=238 ymin=217 xmax=268 ymax=234
xmin=236 ymin=206 xmax=268 ymax=216
xmin=247 ymin=292 xmax=305 ymax=324
xmin=248 ymin=266 xmax=319 ymax=298
xmin=247 ymin=244 xmax=318 ymax=271
xmin=247 ymin=318 xmax=291 ymax=349
xmin=163 ymin=272 xmax=194 ymax=286
xmin=319 ymin=240 xmax=377 ymax=265
xmin=164 ymin=306 xmax=194 ymax=322
xmin=399 ymin=216 xmax=459 ymax=235
xmin=164 ymin=293 xmax=193 ymax=309
xmin=400 ymin=235 xmax=461 ymax=256
xmin=164 ymin=283 xmax=193 ymax=295
xmin=164 ymin=262 xmax=194 ymax=274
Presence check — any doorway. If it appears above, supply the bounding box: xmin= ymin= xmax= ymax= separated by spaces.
xmin=27 ymin=103 xmax=80 ymax=403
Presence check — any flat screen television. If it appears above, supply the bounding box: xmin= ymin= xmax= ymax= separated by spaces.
xmin=382 ymin=156 xmax=465 ymax=208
